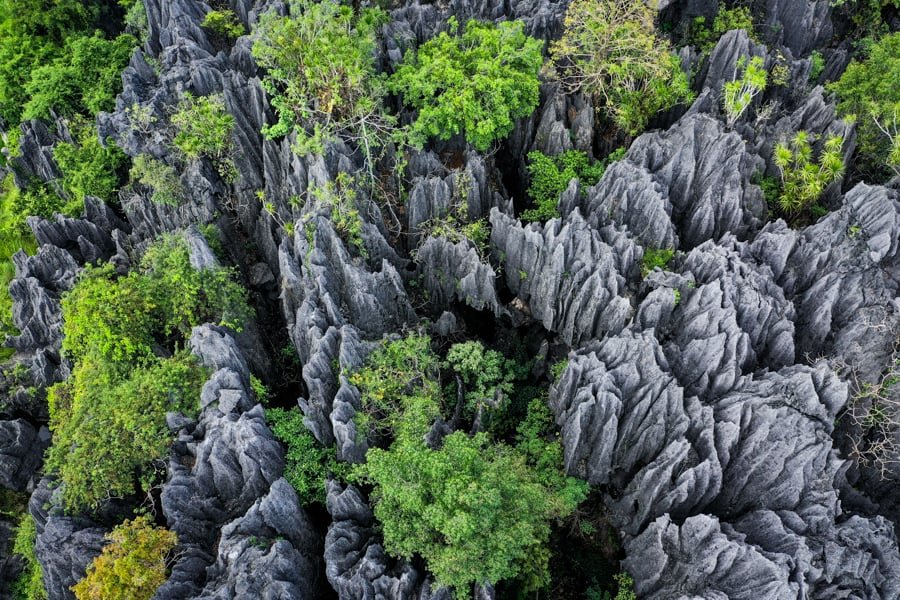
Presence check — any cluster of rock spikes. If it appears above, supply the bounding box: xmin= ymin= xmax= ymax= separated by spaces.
xmin=0 ymin=0 xmax=899 ymax=598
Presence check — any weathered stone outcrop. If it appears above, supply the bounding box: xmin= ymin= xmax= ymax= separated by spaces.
xmin=490 ymin=208 xmax=636 ymax=346
xmin=566 ymin=113 xmax=766 ymax=250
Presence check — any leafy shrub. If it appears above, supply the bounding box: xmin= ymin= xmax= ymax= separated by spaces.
xmin=12 ymin=514 xmax=46 ymax=600
xmin=828 ymin=33 xmax=900 ymax=178
xmin=309 ymin=173 xmax=367 ymax=257
xmin=445 ymin=341 xmax=524 ymax=422
xmin=548 ymin=0 xmax=693 ymax=135
xmin=351 ymin=334 xmax=588 ymax=594
xmin=349 ymin=333 xmax=441 ymax=440
xmin=53 ymin=120 xmax=128 ymax=205
xmin=389 ymin=17 xmax=543 ymax=151
xmin=171 ymin=93 xmax=234 ymax=161
xmin=122 ymin=0 xmax=148 ymax=40
xmin=71 ymin=515 xmax=176 ymax=600
xmin=773 ymin=131 xmax=845 ymax=214
xmin=809 ymin=50 xmax=825 ymax=82
xmin=689 ymin=7 xmax=756 ymax=51
xmin=47 ymin=351 xmax=207 ymax=511
xmin=523 ymin=149 xmax=622 ymax=222
xmin=417 ymin=174 xmax=490 ymax=257
xmin=252 ymin=1 xmax=393 ymax=158
xmin=130 ymin=155 xmax=184 ymax=206
xmin=267 ymin=407 xmax=350 ymax=505
xmin=47 ymin=234 xmax=249 ymax=510
xmin=640 ymin=247 xmax=675 ymax=277
xmin=22 ymin=32 xmax=137 ymax=122
xmin=202 ymin=9 xmax=244 ymax=40
xmin=722 ymin=56 xmax=767 ymax=127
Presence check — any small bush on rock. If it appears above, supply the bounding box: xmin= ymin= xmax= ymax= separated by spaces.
xmin=130 ymin=155 xmax=184 ymax=206
xmin=389 ymin=17 xmax=543 ymax=151
xmin=641 ymin=247 xmax=675 ymax=276
xmin=201 ymin=9 xmax=244 ymax=40
xmin=722 ymin=56 xmax=767 ymax=127
xmin=523 ymin=149 xmax=623 ymax=222
xmin=71 ymin=515 xmax=176 ymax=600
xmin=773 ymin=131 xmax=845 ymax=214
xmin=267 ymin=407 xmax=350 ymax=505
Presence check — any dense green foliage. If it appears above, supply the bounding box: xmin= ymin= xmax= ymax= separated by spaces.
xmin=72 ymin=515 xmax=176 ymax=600
xmin=22 ymin=32 xmax=136 ymax=122
xmin=390 ymin=17 xmax=543 ymax=152
xmin=202 ymin=9 xmax=244 ymax=40
xmin=267 ymin=407 xmax=350 ymax=505
xmin=12 ymin=514 xmax=46 ymax=600
xmin=351 ymin=334 xmax=588 ymax=595
xmin=172 ymin=93 xmax=234 ymax=161
xmin=445 ymin=340 xmax=525 ymax=424
xmin=829 ymin=33 xmax=900 ymax=178
xmin=46 ymin=234 xmax=249 ymax=510
xmin=252 ymin=0 xmax=393 ymax=157
xmin=523 ymin=149 xmax=624 ymax=222
xmin=723 ymin=56 xmax=767 ymax=127
xmin=0 ymin=0 xmax=137 ymax=344
xmin=773 ymin=131 xmax=845 ymax=214
xmin=171 ymin=93 xmax=236 ymax=180
xmin=549 ymin=0 xmax=693 ymax=135
xmin=54 ymin=120 xmax=128 ymax=205
xmin=641 ymin=247 xmax=675 ymax=276
xmin=130 ymin=155 xmax=184 ymax=206
xmin=689 ymin=6 xmax=756 ymax=51
xmin=0 ymin=0 xmax=101 ymax=127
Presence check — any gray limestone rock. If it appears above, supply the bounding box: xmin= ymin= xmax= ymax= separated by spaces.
xmin=0 ymin=420 xmax=49 ymax=491
xmin=568 ymin=114 xmax=766 ymax=250
xmin=490 ymin=209 xmax=636 ymax=346
xmin=414 ymin=236 xmax=499 ymax=315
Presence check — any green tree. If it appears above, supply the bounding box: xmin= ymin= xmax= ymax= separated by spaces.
xmin=71 ymin=515 xmax=176 ymax=600
xmin=351 ymin=334 xmax=588 ymax=595
xmin=0 ymin=0 xmax=100 ymax=126
xmin=689 ymin=6 xmax=757 ymax=52
xmin=390 ymin=17 xmax=543 ymax=152
xmin=828 ymin=33 xmax=900 ymax=179
xmin=251 ymin=0 xmax=394 ymax=159
xmin=548 ymin=0 xmax=693 ymax=135
xmin=201 ymin=9 xmax=244 ymax=40
xmin=53 ymin=119 xmax=128 ymax=205
xmin=46 ymin=233 xmax=249 ymax=511
xmin=22 ymin=32 xmax=136 ymax=122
